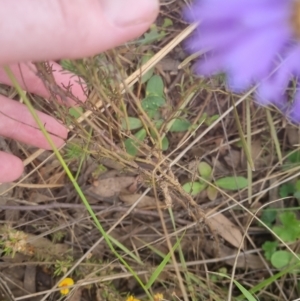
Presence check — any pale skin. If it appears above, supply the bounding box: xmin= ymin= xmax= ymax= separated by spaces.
xmin=0 ymin=0 xmax=159 ymax=182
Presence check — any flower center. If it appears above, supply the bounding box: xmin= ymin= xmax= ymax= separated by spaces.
xmin=291 ymin=0 xmax=300 ymax=39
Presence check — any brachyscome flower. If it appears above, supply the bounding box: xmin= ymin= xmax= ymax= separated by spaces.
xmin=126 ymin=296 xmax=140 ymax=301
xmin=58 ymin=277 xmax=74 ymax=295
xmin=184 ymin=0 xmax=300 ymax=123
xmin=154 ymin=293 xmax=164 ymax=301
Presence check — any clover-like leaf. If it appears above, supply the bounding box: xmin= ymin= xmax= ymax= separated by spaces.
xmin=271 ymin=251 xmax=293 ymax=269
xmin=262 ymin=241 xmax=278 ymax=261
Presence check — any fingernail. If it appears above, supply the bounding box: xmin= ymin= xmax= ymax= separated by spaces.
xmin=102 ymin=0 xmax=159 ymax=27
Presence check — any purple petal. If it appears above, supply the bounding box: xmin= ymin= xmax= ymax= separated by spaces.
xmin=242 ymin=1 xmax=291 ymax=27
xmin=186 ymin=20 xmax=243 ymax=52
xmin=193 ymin=52 xmax=224 ymax=76
xmin=184 ymin=0 xmax=288 ymax=25
xmin=256 ymin=44 xmax=300 ymax=107
xmin=287 ymin=90 xmax=300 ymax=123
xmin=224 ymin=26 xmax=291 ymax=91
xmin=256 ymin=79 xmax=288 ymax=108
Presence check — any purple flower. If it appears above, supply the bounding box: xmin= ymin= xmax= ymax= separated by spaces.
xmin=184 ymin=0 xmax=300 ymax=123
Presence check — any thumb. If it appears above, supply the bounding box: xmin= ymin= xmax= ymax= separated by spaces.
xmin=0 ymin=152 xmax=23 ymax=183
xmin=0 ymin=0 xmax=159 ymax=65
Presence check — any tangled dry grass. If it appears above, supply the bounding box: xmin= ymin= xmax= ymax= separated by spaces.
xmin=1 ymin=1 xmax=300 ymax=301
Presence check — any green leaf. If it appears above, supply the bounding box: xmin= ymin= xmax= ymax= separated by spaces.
xmin=182 ymin=182 xmax=206 ymax=196
xmin=207 ymin=186 xmax=218 ymax=201
xmin=142 ymin=95 xmax=165 ymax=109
xmin=161 ymin=137 xmax=169 ymax=151
xmin=162 ymin=18 xmax=173 ymax=28
xmin=294 ymin=191 xmax=300 ymax=199
xmin=279 ymin=183 xmax=295 ymax=198
xmin=273 ymin=226 xmax=297 ymax=243
xmin=121 ymin=117 xmax=142 ymax=130
xmin=141 ymin=95 xmax=165 ymax=118
xmin=287 ymin=151 xmax=300 ymax=163
xmin=140 ymin=25 xmax=165 ymax=45
xmin=124 ymin=129 xmax=146 ymax=157
xmin=295 ymin=179 xmax=300 ymax=192
xmin=214 ymin=176 xmax=248 ymax=191
xmin=271 ymin=251 xmax=293 ymax=269
xmin=198 ymin=113 xmax=207 ymax=125
xmin=141 ymin=52 xmax=154 ymax=83
xmin=260 ymin=208 xmax=277 ymax=228
xmin=262 ymin=241 xmax=278 ymax=261
xmin=146 ymin=75 xmax=164 ymax=96
xmin=154 ymin=119 xmax=164 ymax=129
xmin=69 ymin=107 xmax=83 ymax=119
xmin=169 ymin=119 xmax=191 ymax=132
xmin=273 ymin=212 xmax=300 ymax=242
xmin=280 ymin=211 xmax=297 ymax=225
xmin=204 ymin=114 xmax=220 ymax=126
xmin=198 ymin=161 xmax=212 ymax=180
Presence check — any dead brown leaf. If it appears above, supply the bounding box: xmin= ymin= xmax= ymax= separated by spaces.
xmin=119 ymin=193 xmax=161 ymax=208
xmin=28 ymin=191 xmax=52 ymax=203
xmin=223 ymin=148 xmax=241 ymax=169
xmin=204 ymin=241 xmax=264 ymax=269
xmin=206 ymin=211 xmax=244 ymax=249
xmin=87 ymin=176 xmax=136 ymax=198
xmin=286 ymin=125 xmax=300 ymax=146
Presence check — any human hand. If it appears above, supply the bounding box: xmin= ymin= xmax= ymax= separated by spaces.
xmin=0 ymin=0 xmax=159 ymax=183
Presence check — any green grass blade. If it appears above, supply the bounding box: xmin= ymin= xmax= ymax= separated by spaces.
xmin=231 ymin=97 xmax=255 ymax=170
xmin=236 ymin=262 xmax=300 ymax=300
xmin=4 ymin=66 xmax=152 ymax=299
xmin=145 ymin=233 xmax=183 ymax=289
xmin=266 ymin=109 xmax=282 ymax=164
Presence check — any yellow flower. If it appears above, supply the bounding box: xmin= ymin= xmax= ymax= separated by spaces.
xmin=154 ymin=293 xmax=164 ymax=301
xmin=126 ymin=296 xmax=140 ymax=301
xmin=58 ymin=277 xmax=74 ymax=295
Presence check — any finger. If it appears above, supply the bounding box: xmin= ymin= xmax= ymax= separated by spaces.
xmin=0 ymin=0 xmax=159 ymax=65
xmin=0 ymin=152 xmax=23 ymax=183
xmin=0 ymin=62 xmax=87 ymax=106
xmin=0 ymin=96 xmax=67 ymax=149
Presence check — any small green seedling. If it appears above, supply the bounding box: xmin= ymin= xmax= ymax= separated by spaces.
xmin=54 ymin=257 xmax=73 ymax=276
xmin=261 ymin=211 xmax=300 ymax=269
xmin=182 ymin=161 xmax=248 ymax=197
xmin=139 ymin=18 xmax=173 ymax=45
xmin=277 ymin=150 xmax=300 ymax=200
xmin=64 ymin=142 xmax=85 ymax=161
xmin=124 ymin=74 xmax=192 ymax=156
xmin=198 ymin=112 xmax=220 ymax=127
xmin=124 ymin=128 xmax=147 ymax=157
